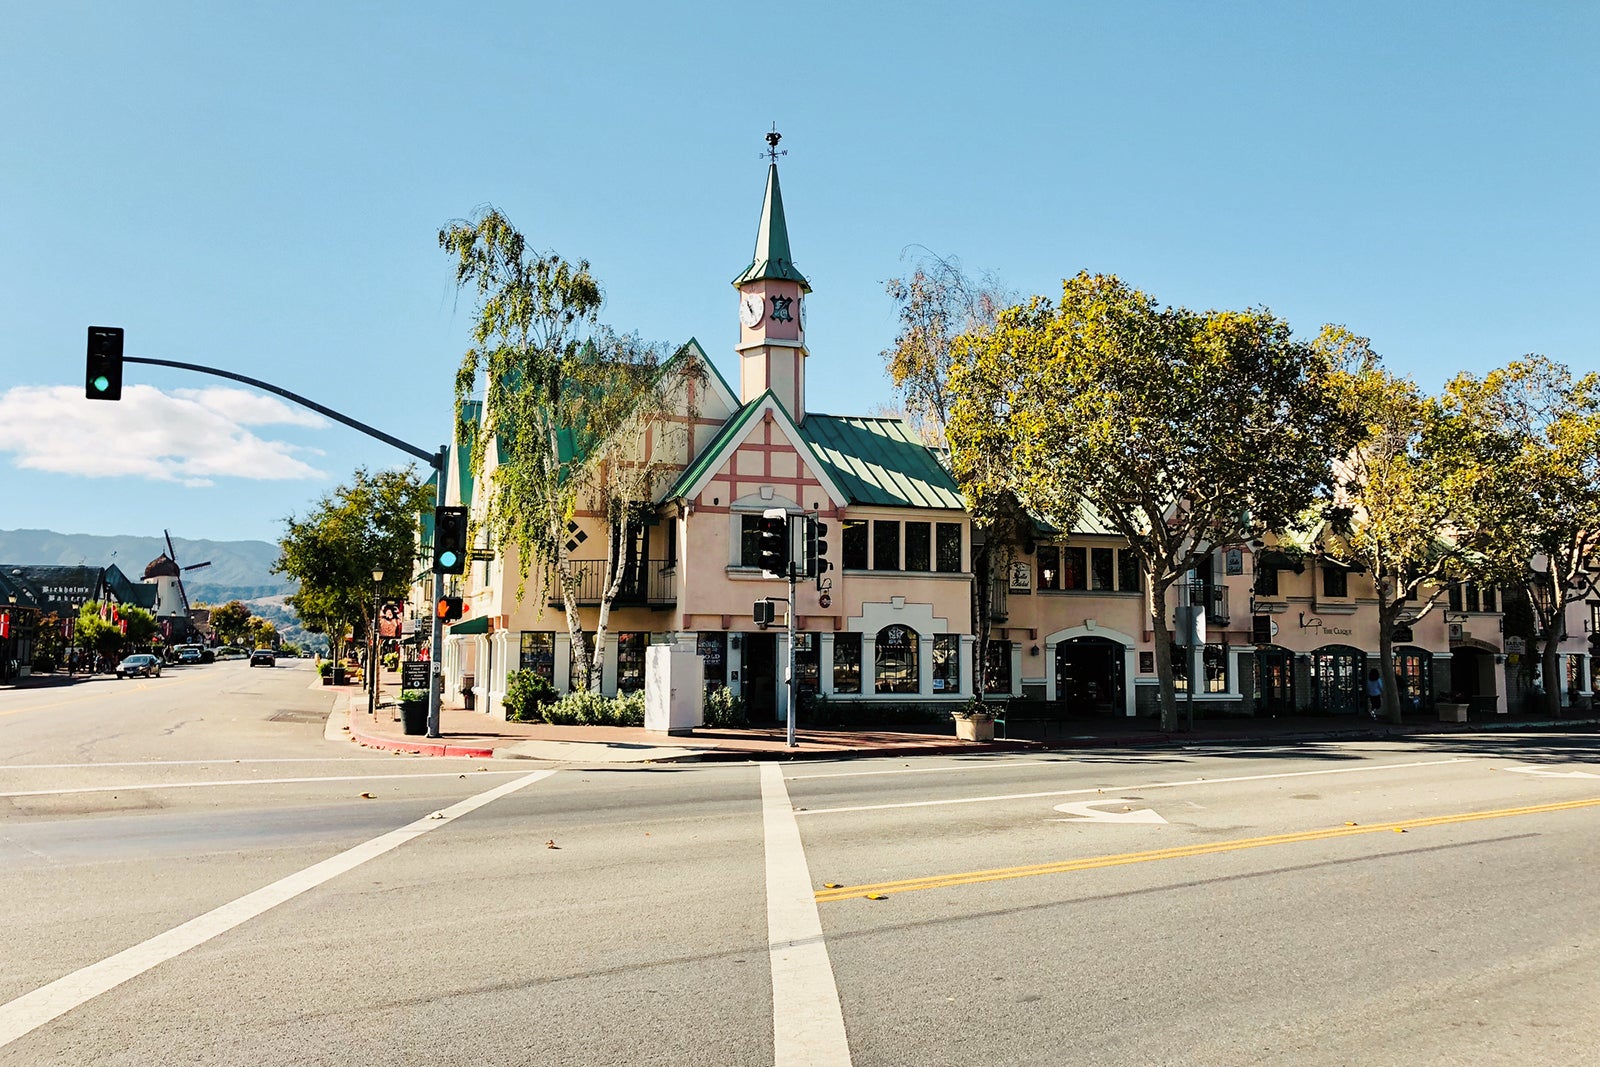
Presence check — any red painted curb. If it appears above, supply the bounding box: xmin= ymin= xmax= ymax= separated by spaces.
xmin=347 ymin=721 xmax=495 ymax=759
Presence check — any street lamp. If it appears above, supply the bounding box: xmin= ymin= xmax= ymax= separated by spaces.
xmin=369 ymin=569 xmax=384 ymax=719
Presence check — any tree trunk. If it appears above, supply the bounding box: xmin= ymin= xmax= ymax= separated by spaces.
xmin=1542 ymin=629 xmax=1564 ymax=718
xmin=972 ymin=542 xmax=991 ymax=699
xmin=1150 ymin=579 xmax=1177 ymax=731
xmin=1376 ymin=592 xmax=1402 ymax=724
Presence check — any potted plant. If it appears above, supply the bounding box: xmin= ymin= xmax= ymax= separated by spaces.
xmin=953 ymin=697 xmax=996 ymax=742
xmin=318 ymin=660 xmax=334 ymax=685
xmin=399 ymin=689 xmax=429 ymax=735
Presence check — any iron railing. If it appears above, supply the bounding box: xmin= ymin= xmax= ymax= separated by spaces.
xmin=547 ymin=560 xmax=676 ymax=608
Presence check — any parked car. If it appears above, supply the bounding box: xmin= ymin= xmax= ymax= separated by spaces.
xmin=250 ymin=649 xmax=276 ymax=667
xmin=177 ymin=646 xmax=203 ymax=664
xmin=116 ymin=654 xmax=163 ymax=679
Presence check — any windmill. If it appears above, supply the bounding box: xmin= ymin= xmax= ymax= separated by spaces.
xmin=143 ymin=531 xmax=212 ymax=640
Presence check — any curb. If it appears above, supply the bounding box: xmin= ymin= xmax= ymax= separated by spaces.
xmin=342 ymin=701 xmax=497 ymax=759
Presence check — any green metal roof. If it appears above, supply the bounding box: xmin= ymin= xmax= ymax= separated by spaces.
xmin=455 ymin=404 xmax=480 ymax=508
xmin=448 ymin=614 xmax=488 ymax=636
xmin=800 ymin=414 xmax=964 ymax=510
xmin=731 ymin=164 xmax=811 ymax=292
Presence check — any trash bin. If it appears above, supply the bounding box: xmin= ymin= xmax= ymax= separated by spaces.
xmin=461 ymin=676 xmax=475 ymax=711
xmin=401 ymin=699 xmax=427 ymax=735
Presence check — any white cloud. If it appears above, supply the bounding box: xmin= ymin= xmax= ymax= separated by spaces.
xmin=0 ymin=384 xmax=328 ymax=483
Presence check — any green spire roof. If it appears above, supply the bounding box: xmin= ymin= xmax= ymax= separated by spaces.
xmin=732 ymin=163 xmax=811 ymax=292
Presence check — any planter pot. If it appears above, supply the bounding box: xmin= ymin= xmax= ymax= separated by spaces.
xmin=331 ymin=668 xmax=348 ymax=686
xmin=1437 ymin=702 xmax=1469 ymax=723
xmin=955 ymin=715 xmax=995 ymax=742
xmin=400 ymin=700 xmax=428 ymax=736
xmin=321 ymin=676 xmax=333 ymax=686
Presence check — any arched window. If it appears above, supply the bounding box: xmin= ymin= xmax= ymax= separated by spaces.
xmin=875 ymin=625 xmax=920 ymax=694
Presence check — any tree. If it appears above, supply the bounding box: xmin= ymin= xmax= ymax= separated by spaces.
xmin=209 ymin=600 xmax=252 ymax=647
xmin=1314 ymin=332 xmax=1487 ymax=723
xmin=275 ymin=467 xmax=430 ymax=663
xmin=75 ymin=602 xmax=155 ymax=657
xmin=882 ymin=251 xmax=1016 ymax=695
xmin=946 ymin=272 xmax=1364 ymax=730
xmin=441 ymin=207 xmax=702 ymax=691
xmin=246 ymin=616 xmax=278 ymax=649
xmin=1437 ymin=356 xmax=1600 ymax=715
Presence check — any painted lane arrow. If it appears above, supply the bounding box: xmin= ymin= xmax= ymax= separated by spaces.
xmin=1050 ymin=798 xmax=1168 ymax=824
xmin=1503 ymin=766 xmax=1600 ymax=779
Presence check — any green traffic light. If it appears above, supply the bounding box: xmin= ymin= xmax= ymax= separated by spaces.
xmin=439 ymin=550 xmax=459 ymax=568
xmin=92 ymin=375 xmax=110 ymax=392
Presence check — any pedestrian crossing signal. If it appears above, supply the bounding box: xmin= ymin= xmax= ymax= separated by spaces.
xmin=436 ymin=596 xmax=463 ymax=622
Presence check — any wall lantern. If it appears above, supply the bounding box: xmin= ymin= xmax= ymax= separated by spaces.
xmin=730 ymin=635 xmax=742 ymax=650
xmin=1030 ymin=645 xmax=1040 ymax=657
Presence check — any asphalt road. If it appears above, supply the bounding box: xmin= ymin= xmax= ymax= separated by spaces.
xmin=2 ymin=663 xmax=1598 ymax=1065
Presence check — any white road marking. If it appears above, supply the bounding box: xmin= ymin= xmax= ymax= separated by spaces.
xmin=0 ymin=768 xmax=556 ymax=1050
xmin=0 ymin=770 xmax=527 ymax=799
xmin=1050 ymin=798 xmax=1168 ymax=824
xmin=788 ymin=759 xmax=1052 ymax=780
xmin=760 ymin=762 xmax=852 ymax=1067
xmin=1503 ymin=765 xmax=1600 ymax=779
xmin=795 ymin=758 xmax=1476 ymax=816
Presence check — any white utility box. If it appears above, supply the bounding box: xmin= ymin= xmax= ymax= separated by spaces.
xmin=644 ymin=644 xmax=705 ymax=735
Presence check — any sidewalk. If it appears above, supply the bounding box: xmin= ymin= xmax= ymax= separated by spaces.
xmin=330 ymin=672 xmax=1600 ymax=763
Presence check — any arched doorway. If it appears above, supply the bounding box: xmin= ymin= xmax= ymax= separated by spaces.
xmin=1449 ymin=643 xmax=1498 ymax=712
xmin=1311 ymin=644 xmax=1366 ymax=715
xmin=1055 ymin=637 xmax=1125 ymax=716
xmin=1256 ymin=645 xmax=1296 ymax=715
xmin=1394 ymin=647 xmax=1433 ymax=712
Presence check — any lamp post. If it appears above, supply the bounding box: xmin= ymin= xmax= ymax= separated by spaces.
xmin=369 ymin=569 xmax=384 ymax=718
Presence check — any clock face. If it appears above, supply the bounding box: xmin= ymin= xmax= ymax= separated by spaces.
xmin=740 ymin=293 xmax=763 ymax=328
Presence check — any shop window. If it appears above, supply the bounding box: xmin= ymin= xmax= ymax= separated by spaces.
xmin=698 ymin=632 xmax=727 ymax=691
xmin=794 ymin=633 xmax=820 ymax=693
xmin=519 ymin=631 xmax=555 ymax=682
xmin=1464 ymin=583 xmax=1480 ymax=613
xmin=1171 ymin=643 xmax=1189 ymax=693
xmin=936 ymin=523 xmax=963 ymax=573
xmin=842 ymin=520 xmax=868 ymax=569
xmin=1037 ymin=546 xmax=1060 ymax=590
xmin=1568 ymin=655 xmax=1587 ymax=697
xmin=1117 ymin=549 xmax=1141 ymax=593
xmin=932 ymin=634 xmax=960 ymax=693
xmin=1091 ymin=548 xmax=1115 ymax=591
xmin=875 ymin=625 xmax=920 ymax=694
xmin=1062 ymin=546 xmax=1087 ymax=590
xmin=873 ymin=521 xmax=901 ymax=571
xmin=1204 ymin=644 xmax=1228 ymax=694
xmin=904 ymin=522 xmax=932 ymax=572
xmin=1322 ymin=566 xmax=1348 ymax=598
xmin=616 ymin=632 xmax=646 ymax=693
xmin=833 ymin=634 xmax=862 ymax=693
xmin=1255 ymin=564 xmax=1279 ymax=597
xmin=1448 ymin=583 xmax=1462 ymax=611
xmin=982 ymin=640 xmax=1013 ymax=694
xmin=1482 ymin=586 xmax=1497 ymax=612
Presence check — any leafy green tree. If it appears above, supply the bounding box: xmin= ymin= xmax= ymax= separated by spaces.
xmin=246 ymin=616 xmax=278 ymax=649
xmin=441 ymin=207 xmax=702 ymax=691
xmin=209 ymin=600 xmax=253 ymax=647
xmin=947 ymin=272 xmax=1364 ymax=729
xmin=1314 ymin=332 xmax=1488 ymax=722
xmin=1437 ymin=356 xmax=1600 ymax=715
xmin=275 ymin=467 xmax=430 ymax=663
xmin=74 ymin=602 xmax=155 ymax=657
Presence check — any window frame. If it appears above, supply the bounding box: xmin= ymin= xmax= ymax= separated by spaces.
xmin=932 ymin=634 xmax=960 ymax=694
xmin=832 ymin=633 xmax=862 ymax=694
xmin=874 ymin=624 xmax=920 ymax=694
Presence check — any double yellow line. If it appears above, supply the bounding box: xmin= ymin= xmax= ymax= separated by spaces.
xmin=814 ymin=795 xmax=1600 ymax=903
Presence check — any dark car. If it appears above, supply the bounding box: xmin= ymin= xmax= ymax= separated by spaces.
xmin=177 ymin=646 xmax=203 ymax=664
xmin=250 ymin=649 xmax=276 ymax=667
xmin=116 ymin=654 xmax=163 ymax=679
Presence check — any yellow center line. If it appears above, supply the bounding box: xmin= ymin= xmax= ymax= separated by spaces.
xmin=814 ymin=795 xmax=1600 ymax=903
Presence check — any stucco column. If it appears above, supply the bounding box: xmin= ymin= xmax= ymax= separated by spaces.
xmin=819 ymin=633 xmax=835 ymax=696
xmin=1044 ymin=642 xmax=1057 ymax=701
xmin=919 ymin=634 xmax=935 ymax=696
xmin=862 ymin=634 xmax=877 ymax=696
xmin=776 ymin=633 xmax=791 ymax=723
xmin=959 ymin=635 xmax=975 ymax=698
xmin=554 ymin=632 xmax=571 ymax=693
xmin=1010 ymin=643 xmax=1024 ymax=698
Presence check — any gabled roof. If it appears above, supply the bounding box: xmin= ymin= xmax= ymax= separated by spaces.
xmin=666 ymin=391 xmax=849 ymax=508
xmin=799 ymin=415 xmax=964 ymax=510
xmin=731 ymin=164 xmax=811 ymax=292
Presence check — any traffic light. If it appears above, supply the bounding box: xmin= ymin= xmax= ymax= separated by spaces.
xmin=434 ymin=506 xmax=468 ymax=574
xmin=805 ymin=517 xmax=830 ymax=581
xmin=756 ymin=514 xmax=789 ymax=577
xmin=86 ymin=326 xmax=124 ymax=400
xmin=753 ymin=600 xmax=775 ymax=629
xmin=436 ymin=596 xmax=463 ymax=622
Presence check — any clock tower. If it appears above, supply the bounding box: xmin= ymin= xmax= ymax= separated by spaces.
xmin=733 ymin=144 xmax=810 ymax=420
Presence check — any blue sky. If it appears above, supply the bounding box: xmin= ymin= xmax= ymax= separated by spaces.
xmin=3 ymin=1 xmax=1595 ymax=544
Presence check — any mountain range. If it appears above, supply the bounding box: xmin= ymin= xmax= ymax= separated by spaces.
xmin=0 ymin=528 xmax=292 ymax=603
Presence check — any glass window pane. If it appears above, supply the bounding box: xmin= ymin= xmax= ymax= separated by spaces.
xmin=936 ymin=523 xmax=963 ymax=572
xmin=983 ymin=640 xmax=1012 ymax=694
xmin=832 ymin=634 xmax=861 ymax=693
xmin=873 ymin=521 xmax=900 ymax=571
xmin=842 ymin=520 xmax=868 ymax=569
xmin=698 ymin=632 xmax=727 ymax=690
xmin=1117 ymin=549 xmax=1141 ymax=593
xmin=617 ymin=632 xmax=646 ymax=693
xmin=874 ymin=625 xmax=919 ymax=694
xmin=932 ymin=634 xmax=960 ymax=693
xmin=1037 ymin=546 xmax=1059 ymax=590
xmin=740 ymin=516 xmax=761 ymax=567
xmin=1091 ymin=548 xmax=1114 ymax=591
xmin=904 ymin=522 xmax=931 ymax=572
xmin=1204 ymin=644 xmax=1228 ymax=693
xmin=519 ymin=631 xmax=555 ymax=682
xmin=794 ymin=632 xmax=819 ymax=692
xmin=1062 ymin=546 xmax=1087 ymax=590
xmin=1323 ymin=567 xmax=1347 ymax=598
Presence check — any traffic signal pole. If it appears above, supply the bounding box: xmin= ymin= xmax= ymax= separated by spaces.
xmin=786 ymin=566 xmax=798 ymax=749
xmin=88 ymin=338 xmax=451 ymax=737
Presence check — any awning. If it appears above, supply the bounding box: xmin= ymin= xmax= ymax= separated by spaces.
xmin=448 ymin=615 xmax=488 ymax=636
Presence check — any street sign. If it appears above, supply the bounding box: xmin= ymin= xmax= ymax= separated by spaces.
xmin=402 ymin=661 xmax=430 ymax=691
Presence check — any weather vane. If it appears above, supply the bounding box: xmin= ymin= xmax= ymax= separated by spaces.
xmin=763 ymin=124 xmax=786 ymax=164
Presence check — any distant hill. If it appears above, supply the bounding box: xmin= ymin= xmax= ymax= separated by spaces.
xmin=0 ymin=528 xmax=293 ymax=600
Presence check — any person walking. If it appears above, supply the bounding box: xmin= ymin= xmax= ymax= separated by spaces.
xmin=1366 ymin=667 xmax=1383 ymax=719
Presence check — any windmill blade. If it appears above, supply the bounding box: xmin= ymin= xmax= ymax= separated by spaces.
xmin=183 ymin=561 xmax=213 ymax=572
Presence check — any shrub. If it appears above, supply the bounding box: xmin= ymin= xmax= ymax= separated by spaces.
xmin=503 ymin=670 xmax=559 ymax=723
xmin=383 ymin=652 xmax=399 ymax=671
xmin=318 ymin=660 xmax=333 ymax=677
xmin=399 ymin=689 xmax=428 ymax=706
xmin=31 ymin=652 xmax=57 ymax=673
xmin=537 ymin=687 xmax=645 ymax=727
xmin=704 ymin=686 xmax=747 ymax=728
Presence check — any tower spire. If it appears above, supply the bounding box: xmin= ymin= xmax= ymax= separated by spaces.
xmin=732 ymin=131 xmax=810 ymax=291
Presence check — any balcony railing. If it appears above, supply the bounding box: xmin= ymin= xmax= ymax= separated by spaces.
xmin=1180 ymin=581 xmax=1230 ymax=627
xmin=547 ymin=560 xmax=676 ymax=608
